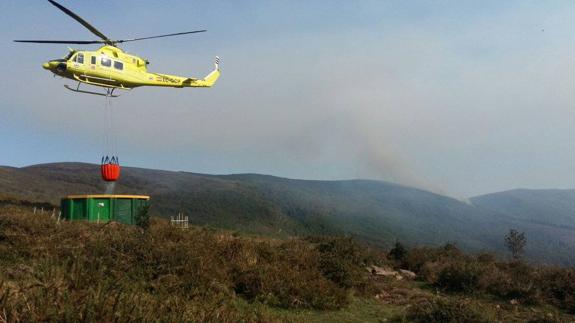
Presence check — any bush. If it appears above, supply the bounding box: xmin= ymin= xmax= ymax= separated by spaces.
xmin=402 ymin=244 xmax=466 ymax=274
xmin=476 ymin=252 xmax=496 ymax=263
xmin=419 ymin=260 xmax=450 ymax=284
xmin=402 ymin=298 xmax=493 ymax=323
xmin=231 ymin=239 xmax=349 ymax=309
xmin=402 ymin=247 xmax=441 ymax=273
xmin=435 ymin=261 xmax=484 ymax=293
xmin=486 ymin=261 xmax=540 ymax=304
xmin=537 ymin=267 xmax=575 ymax=313
xmin=527 ymin=314 xmax=564 ymax=323
xmin=389 ymin=241 xmax=408 ymax=263
xmin=306 ymin=236 xmax=380 ymax=295
xmin=134 ymin=204 xmax=151 ymax=230
xmin=316 ymin=237 xmax=364 ymax=287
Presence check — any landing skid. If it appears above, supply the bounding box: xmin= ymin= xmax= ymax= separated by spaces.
xmin=64 ymin=83 xmax=120 ymax=97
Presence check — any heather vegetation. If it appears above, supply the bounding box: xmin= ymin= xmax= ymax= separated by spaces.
xmin=0 ymin=205 xmax=382 ymax=321
xmin=0 ymin=204 xmax=574 ymax=322
xmin=390 ymin=243 xmax=575 ymax=320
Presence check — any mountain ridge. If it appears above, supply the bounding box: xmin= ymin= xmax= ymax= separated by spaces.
xmin=1 ymin=162 xmax=575 ymax=265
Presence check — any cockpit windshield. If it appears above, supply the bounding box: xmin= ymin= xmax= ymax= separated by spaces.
xmin=64 ymin=51 xmax=75 ymax=61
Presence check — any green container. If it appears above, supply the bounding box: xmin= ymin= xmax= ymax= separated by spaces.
xmin=61 ymin=195 xmax=150 ymax=225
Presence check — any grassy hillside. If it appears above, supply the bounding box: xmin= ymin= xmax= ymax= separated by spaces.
xmin=1 ymin=205 xmax=574 ymax=322
xmin=1 ymin=163 xmax=575 ymax=265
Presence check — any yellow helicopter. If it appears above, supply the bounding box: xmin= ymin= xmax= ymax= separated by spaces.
xmin=15 ymin=0 xmax=220 ymax=97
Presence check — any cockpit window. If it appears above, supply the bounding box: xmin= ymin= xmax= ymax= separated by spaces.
xmin=101 ymin=57 xmax=111 ymax=67
xmin=77 ymin=53 xmax=84 ymax=64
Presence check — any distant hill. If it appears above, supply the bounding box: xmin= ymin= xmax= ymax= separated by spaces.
xmin=1 ymin=162 xmax=575 ymax=265
xmin=472 ymin=189 xmax=575 ymax=229
xmin=471 ymin=189 xmax=575 ymax=265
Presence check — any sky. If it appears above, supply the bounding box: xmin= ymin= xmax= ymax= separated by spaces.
xmin=2 ymin=1 xmax=575 ymax=197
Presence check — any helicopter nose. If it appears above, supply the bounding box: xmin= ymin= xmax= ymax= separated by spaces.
xmin=42 ymin=62 xmax=50 ymax=70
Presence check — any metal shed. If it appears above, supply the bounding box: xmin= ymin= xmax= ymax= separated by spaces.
xmin=61 ymin=195 xmax=150 ymax=224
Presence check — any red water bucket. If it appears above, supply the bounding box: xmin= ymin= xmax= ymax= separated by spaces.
xmin=101 ymin=157 xmax=120 ymax=182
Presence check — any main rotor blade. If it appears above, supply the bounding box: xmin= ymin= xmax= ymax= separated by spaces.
xmin=115 ymin=30 xmax=207 ymax=43
xmin=14 ymin=39 xmax=105 ymax=44
xmin=47 ymin=0 xmax=112 ymax=43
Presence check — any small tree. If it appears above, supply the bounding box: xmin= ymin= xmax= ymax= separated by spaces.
xmin=389 ymin=241 xmax=408 ymax=262
xmin=505 ymin=229 xmax=526 ymax=260
xmin=135 ymin=204 xmax=151 ymax=230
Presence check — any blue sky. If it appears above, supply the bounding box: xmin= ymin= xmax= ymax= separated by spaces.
xmin=2 ymin=1 xmax=575 ymax=197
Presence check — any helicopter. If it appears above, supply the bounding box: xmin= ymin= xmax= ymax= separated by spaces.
xmin=14 ymin=0 xmax=220 ymax=97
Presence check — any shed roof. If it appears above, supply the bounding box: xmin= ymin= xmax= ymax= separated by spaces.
xmin=64 ymin=194 xmax=150 ymax=200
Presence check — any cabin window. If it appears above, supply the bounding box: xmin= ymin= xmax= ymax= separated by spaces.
xmin=77 ymin=53 xmax=84 ymax=64
xmin=91 ymin=56 xmax=96 ymax=65
xmin=101 ymin=57 xmax=111 ymax=67
xmin=113 ymin=61 xmax=123 ymax=70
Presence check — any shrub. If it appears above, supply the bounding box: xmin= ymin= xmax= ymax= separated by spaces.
xmin=527 ymin=314 xmax=564 ymax=323
xmin=134 ymin=204 xmax=151 ymax=230
xmin=402 ymin=244 xmax=466 ymax=274
xmin=537 ymin=268 xmax=575 ymax=313
xmin=231 ymin=240 xmax=350 ymax=310
xmin=403 ymin=298 xmax=493 ymax=323
xmin=435 ymin=261 xmax=484 ymax=293
xmin=402 ymin=247 xmax=441 ymax=273
xmin=306 ymin=236 xmax=377 ymax=294
xmin=389 ymin=241 xmax=408 ymax=263
xmin=486 ymin=261 xmax=540 ymax=304
xmin=476 ymin=252 xmax=496 ymax=263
